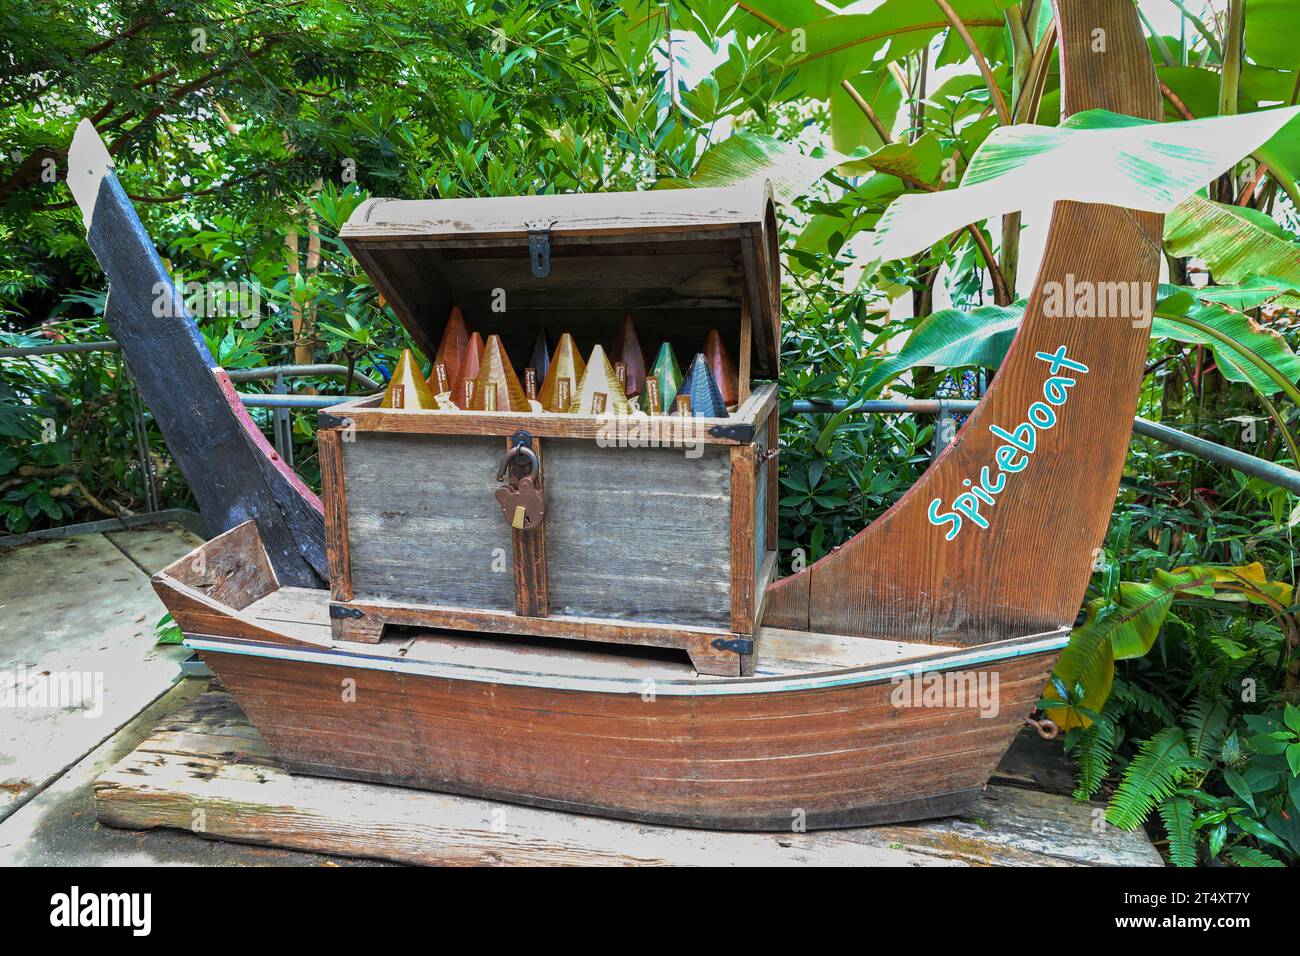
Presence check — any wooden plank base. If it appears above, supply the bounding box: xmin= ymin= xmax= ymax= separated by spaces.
xmin=93 ymin=690 xmax=1163 ymax=867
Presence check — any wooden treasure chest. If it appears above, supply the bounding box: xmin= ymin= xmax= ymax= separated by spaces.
xmin=318 ymin=184 xmax=782 ymax=676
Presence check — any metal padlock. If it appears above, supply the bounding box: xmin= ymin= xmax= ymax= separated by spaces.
xmin=496 ymin=440 xmax=545 ymax=530
xmin=496 ymin=473 xmax=546 ymax=530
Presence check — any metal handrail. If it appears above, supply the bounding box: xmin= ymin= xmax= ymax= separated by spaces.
xmin=3 ymin=341 xmax=1296 ymax=495
xmin=790 ymin=398 xmax=1300 ymax=495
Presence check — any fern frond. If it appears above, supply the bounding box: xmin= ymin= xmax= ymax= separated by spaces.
xmin=1071 ymin=712 xmax=1118 ymax=800
xmin=1183 ymin=696 xmax=1229 ymax=758
xmin=1158 ymin=796 xmax=1197 ymax=866
xmin=1106 ymin=727 xmax=1195 ymax=830
xmin=1112 ymin=678 xmax=1178 ymax=726
xmin=1226 ymin=845 xmax=1284 ymax=867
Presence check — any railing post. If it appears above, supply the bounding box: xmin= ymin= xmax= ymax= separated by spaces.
xmin=271 ymin=370 xmax=294 ymax=469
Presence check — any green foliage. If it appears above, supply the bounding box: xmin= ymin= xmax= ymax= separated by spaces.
xmin=1 ymin=0 xmax=1298 ymax=868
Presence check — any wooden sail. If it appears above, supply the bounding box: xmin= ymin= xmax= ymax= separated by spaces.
xmin=67 ymin=122 xmax=327 ymax=587
xmin=764 ymin=0 xmax=1164 ymax=646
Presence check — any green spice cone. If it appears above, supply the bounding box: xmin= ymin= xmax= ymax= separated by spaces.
xmin=649 ymin=342 xmax=682 ymax=415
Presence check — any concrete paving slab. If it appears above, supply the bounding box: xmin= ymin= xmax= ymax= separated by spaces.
xmin=0 ymin=526 xmax=196 ymax=822
xmin=0 ymin=678 xmax=384 ymax=865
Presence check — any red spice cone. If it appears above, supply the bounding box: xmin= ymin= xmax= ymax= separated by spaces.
xmin=430 ymin=306 xmax=470 ymax=389
xmin=704 ymin=329 xmax=739 ymax=407
xmin=450 ymin=331 xmax=484 ymax=409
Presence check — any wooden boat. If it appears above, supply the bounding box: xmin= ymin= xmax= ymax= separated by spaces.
xmin=69 ymin=0 xmax=1163 ymax=831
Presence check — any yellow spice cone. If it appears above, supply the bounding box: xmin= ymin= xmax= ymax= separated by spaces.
xmin=380 ymin=348 xmax=438 ymax=410
xmin=537 ymin=333 xmax=586 ymax=413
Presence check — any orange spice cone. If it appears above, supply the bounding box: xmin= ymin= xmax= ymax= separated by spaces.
xmin=570 ymin=344 xmax=629 ymax=415
xmin=468 ymin=334 xmax=530 ymax=411
xmin=450 ymin=331 xmax=484 ymax=409
xmin=610 ymin=314 xmax=648 ymax=398
xmin=537 ymin=333 xmax=586 ymax=413
xmin=704 ymin=329 xmax=739 ymax=408
xmin=380 ymin=348 xmax=439 ymax=410
xmin=431 ymin=307 xmax=470 ymax=389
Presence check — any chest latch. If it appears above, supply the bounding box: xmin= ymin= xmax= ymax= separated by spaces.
xmin=525 ymin=220 xmax=554 ymax=278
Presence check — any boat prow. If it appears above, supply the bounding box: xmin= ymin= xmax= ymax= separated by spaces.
xmin=157 ymin=521 xmax=1068 ymax=831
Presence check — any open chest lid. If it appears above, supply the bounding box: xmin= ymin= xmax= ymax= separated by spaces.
xmin=339 ymin=182 xmax=781 ymax=377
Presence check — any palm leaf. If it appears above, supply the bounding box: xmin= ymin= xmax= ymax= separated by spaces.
xmin=1225 ymin=845 xmax=1284 ymax=867
xmin=1070 ymin=708 xmax=1118 ymax=800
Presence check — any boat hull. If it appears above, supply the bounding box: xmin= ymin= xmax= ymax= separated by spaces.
xmin=192 ymin=637 xmax=1061 ymax=831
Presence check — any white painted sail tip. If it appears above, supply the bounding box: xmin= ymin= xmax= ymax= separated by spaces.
xmin=68 ymin=119 xmax=114 ymax=229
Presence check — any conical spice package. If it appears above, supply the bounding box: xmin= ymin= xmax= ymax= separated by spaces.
xmin=450 ymin=331 xmax=484 ymax=409
xmin=570 ymin=344 xmax=630 ymax=415
xmin=380 ymin=348 xmax=439 ymax=410
xmin=673 ymin=352 xmax=727 ymax=418
xmin=537 ymin=333 xmax=586 ymax=413
xmin=468 ymin=334 xmax=530 ymax=411
xmin=648 ymin=342 xmax=682 ymax=415
xmin=609 ymin=314 xmax=648 ymax=398
xmin=704 ymin=328 xmax=739 ymax=408
xmin=430 ymin=306 xmax=471 ymax=389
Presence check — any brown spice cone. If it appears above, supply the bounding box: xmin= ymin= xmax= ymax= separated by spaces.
xmin=430 ymin=306 xmax=471 ymax=389
xmin=610 ymin=313 xmax=648 ymax=398
xmin=468 ymin=334 xmax=530 ymax=411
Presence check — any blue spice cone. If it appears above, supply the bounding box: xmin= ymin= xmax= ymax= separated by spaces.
xmin=673 ymin=352 xmax=727 ymax=418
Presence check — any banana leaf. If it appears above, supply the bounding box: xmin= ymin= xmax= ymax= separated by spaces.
xmin=1165 ymin=195 xmax=1300 ymax=306
xmin=863 ymin=301 xmax=1024 ymax=392
xmin=865 ymin=106 xmax=1300 ymax=266
xmin=866 ymin=286 xmax=1300 ymax=396
xmin=1045 ymin=565 xmax=1291 ymax=730
xmin=726 ymin=0 xmax=1004 ymax=100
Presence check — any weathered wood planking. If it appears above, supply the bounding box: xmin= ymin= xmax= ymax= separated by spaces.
xmin=344 ymin=432 xmax=517 ymax=612
xmin=544 ymin=439 xmax=733 ymax=626
xmin=93 ymin=689 xmax=1163 ymax=866
xmin=764 ymin=0 xmax=1163 ymax=646
xmin=184 ymin=635 xmax=1063 ymax=830
xmin=341 ymin=184 xmax=780 ymax=375
xmin=342 ymin=433 xmax=734 ymax=628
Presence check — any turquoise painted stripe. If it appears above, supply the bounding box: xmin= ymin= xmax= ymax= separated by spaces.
xmin=184 ymin=629 xmax=1070 ymax=698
